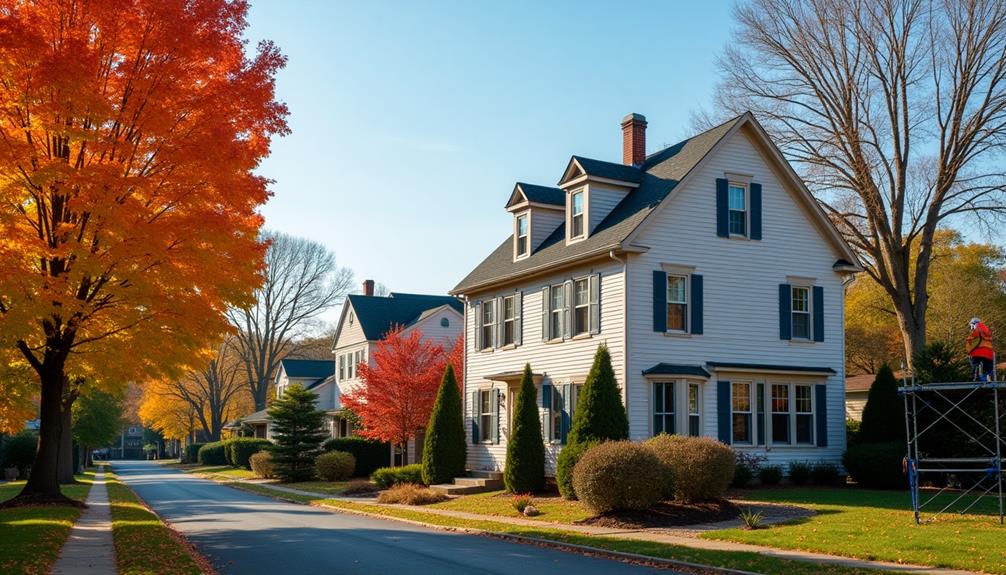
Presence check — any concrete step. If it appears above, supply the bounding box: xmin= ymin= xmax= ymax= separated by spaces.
xmin=467 ymin=470 xmax=503 ymax=480
xmin=453 ymin=477 xmax=503 ymax=489
xmin=429 ymin=483 xmax=492 ymax=496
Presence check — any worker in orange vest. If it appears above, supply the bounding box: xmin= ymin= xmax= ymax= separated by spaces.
xmin=967 ymin=317 xmax=995 ymax=382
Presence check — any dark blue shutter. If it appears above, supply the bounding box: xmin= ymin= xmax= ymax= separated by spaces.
xmin=690 ymin=274 xmax=703 ymax=334
xmin=716 ymin=178 xmax=729 ymax=237
xmin=717 ymin=380 xmax=731 ymax=444
xmin=653 ymin=270 xmax=667 ymax=332
xmin=750 ymin=182 xmax=762 ymax=240
xmin=471 ymin=391 xmax=479 ymax=444
xmin=541 ymin=382 xmax=552 ymax=442
xmin=756 ymin=383 xmax=765 ymax=445
xmin=813 ymin=286 xmax=824 ymax=342
xmin=815 ymin=384 xmax=828 ymax=447
xmin=779 ymin=284 xmax=792 ymax=340
xmin=492 ymin=389 xmax=501 ymax=444
xmin=561 ymin=384 xmax=571 ymax=444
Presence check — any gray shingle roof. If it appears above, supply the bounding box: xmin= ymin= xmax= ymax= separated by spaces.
xmin=516 ymin=183 xmax=564 ymax=206
xmin=452 ymin=116 xmax=743 ymax=294
xmin=348 ymin=292 xmax=463 ymax=341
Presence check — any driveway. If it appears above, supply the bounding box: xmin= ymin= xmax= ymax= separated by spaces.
xmin=112 ymin=460 xmax=674 ymax=575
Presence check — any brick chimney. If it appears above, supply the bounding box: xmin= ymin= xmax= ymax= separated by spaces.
xmin=621 ymin=113 xmax=647 ymax=166
xmin=362 ymin=279 xmax=375 ymax=297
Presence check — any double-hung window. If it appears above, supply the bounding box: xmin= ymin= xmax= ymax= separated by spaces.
xmin=666 ymin=275 xmax=688 ymax=332
xmin=795 ymin=385 xmax=814 ymax=444
xmin=570 ymin=190 xmax=584 ymax=238
xmin=516 ymin=214 xmax=529 ymax=258
xmin=771 ymin=384 xmax=790 ymax=443
xmin=502 ymin=295 xmax=516 ymax=346
xmin=481 ymin=301 xmax=495 ymax=350
xmin=653 ymin=382 xmax=675 ymax=435
xmin=573 ymin=278 xmax=590 ymax=336
xmin=732 ymin=382 xmax=753 ymax=444
xmin=479 ymin=390 xmax=493 ymax=443
xmin=728 ymin=184 xmax=747 ymax=236
xmin=338 ymin=355 xmax=345 ymax=381
xmin=792 ymin=286 xmax=811 ymax=339
xmin=550 ymin=387 xmax=563 ymax=443
xmin=346 ymin=353 xmax=354 ymax=379
xmin=688 ymin=383 xmax=701 ymax=436
xmin=549 ymin=285 xmax=564 ymax=340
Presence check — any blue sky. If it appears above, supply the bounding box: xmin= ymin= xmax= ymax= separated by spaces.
xmin=245 ymin=0 xmax=733 ymax=319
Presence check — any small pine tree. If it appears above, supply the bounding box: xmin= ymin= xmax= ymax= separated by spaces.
xmin=267 ymin=384 xmax=328 ymax=482
xmin=914 ymin=341 xmax=971 ymax=384
xmin=859 ymin=364 xmax=905 ymax=443
xmin=422 ymin=364 xmax=467 ymax=485
xmin=504 ymin=363 xmax=545 ymax=493
xmin=567 ymin=344 xmax=629 ymax=445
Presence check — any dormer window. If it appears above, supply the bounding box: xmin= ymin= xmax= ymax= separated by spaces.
xmin=570 ymin=190 xmax=585 ymax=239
xmin=515 ymin=213 xmax=529 ymax=258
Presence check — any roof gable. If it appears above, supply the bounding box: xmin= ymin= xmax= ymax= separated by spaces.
xmin=558 ymin=156 xmax=643 ymax=187
xmin=506 ymin=183 xmax=564 ymax=210
xmin=344 ymin=292 xmax=463 ymax=341
xmin=280 ymin=359 xmax=335 ymax=380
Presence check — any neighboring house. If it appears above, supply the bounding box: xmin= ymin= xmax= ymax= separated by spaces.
xmin=332 ymin=280 xmax=464 ymax=464
xmin=844 ymin=373 xmax=875 ymax=421
xmin=108 ymin=423 xmax=145 ymax=460
xmin=451 ymin=112 xmax=862 ymax=476
xmin=243 ymin=358 xmax=335 ymax=440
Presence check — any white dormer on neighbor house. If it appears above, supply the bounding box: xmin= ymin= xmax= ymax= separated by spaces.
xmin=452 ymin=111 xmax=861 ymax=478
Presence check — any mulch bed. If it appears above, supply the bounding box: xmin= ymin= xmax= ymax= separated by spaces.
xmin=576 ymin=499 xmax=740 ymax=529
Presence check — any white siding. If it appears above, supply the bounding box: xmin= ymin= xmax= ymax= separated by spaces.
xmin=407 ymin=306 xmax=463 ymax=346
xmin=846 ymin=391 xmax=867 ymax=421
xmin=624 ymin=128 xmax=848 ymax=466
xmin=587 ymin=184 xmax=625 ymax=234
xmin=464 ymin=261 xmax=625 ymax=474
xmin=530 ymin=208 xmax=563 ymax=252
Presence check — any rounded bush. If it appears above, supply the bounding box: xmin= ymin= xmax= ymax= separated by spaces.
xmin=250 ymin=452 xmax=275 ymax=479
xmin=198 ymin=441 xmax=228 ymax=465
xmin=556 ymin=440 xmax=598 ymax=500
xmin=811 ymin=461 xmax=842 ymax=485
xmin=787 ymin=461 xmax=812 ymax=485
xmin=323 ymin=437 xmax=390 ymax=477
xmin=648 ymin=435 xmax=734 ymax=502
xmin=758 ymin=465 xmax=783 ymax=486
xmin=227 ymin=438 xmax=272 ymax=470
xmin=316 ymin=451 xmax=356 ymax=482
xmin=572 ymin=441 xmax=664 ymax=513
xmin=183 ymin=442 xmax=206 ymax=464
xmin=3 ymin=431 xmax=37 ymax=478
xmin=371 ymin=464 xmax=424 ymax=489
xmin=843 ymin=442 xmax=905 ymax=489
xmin=641 ymin=434 xmax=678 ymax=498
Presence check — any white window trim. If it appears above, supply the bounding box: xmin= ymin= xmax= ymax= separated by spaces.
xmin=665 ymin=273 xmax=690 ymax=334
xmin=478 ymin=389 xmax=494 ymax=444
xmin=501 ymin=294 xmax=516 ymax=347
xmin=727 ymin=181 xmax=750 ymax=239
xmin=480 ymin=300 xmax=495 ymax=351
xmin=572 ymin=277 xmax=590 ymax=336
xmin=766 ymin=382 xmax=816 ymax=447
xmin=791 ymin=285 xmax=812 ymax=341
xmin=547 ymin=283 xmax=564 ymax=342
xmin=648 ymin=377 xmax=704 ymax=437
xmin=731 ymin=380 xmax=755 ymax=445
xmin=514 ymin=211 xmax=530 ymax=260
xmin=568 ymin=188 xmax=587 ymax=243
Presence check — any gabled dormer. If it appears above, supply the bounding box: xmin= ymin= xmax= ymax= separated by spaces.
xmin=557 ymin=153 xmax=642 ymax=244
xmin=505 ymin=183 xmax=564 ymax=261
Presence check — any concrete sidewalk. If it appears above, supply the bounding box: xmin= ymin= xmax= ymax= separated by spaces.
xmin=243 ymin=481 xmax=976 ymax=575
xmin=51 ymin=469 xmax=116 ymax=575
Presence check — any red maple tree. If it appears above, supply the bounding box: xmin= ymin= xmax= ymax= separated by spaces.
xmin=342 ymin=328 xmax=462 ymax=457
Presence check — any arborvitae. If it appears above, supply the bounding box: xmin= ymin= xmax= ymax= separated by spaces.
xmin=267 ymin=384 xmax=328 ymax=482
xmin=504 ymin=363 xmax=545 ymax=493
xmin=859 ymin=364 xmax=905 ymax=443
xmin=567 ymin=344 xmax=629 ymax=445
xmin=422 ymin=364 xmax=467 ymax=485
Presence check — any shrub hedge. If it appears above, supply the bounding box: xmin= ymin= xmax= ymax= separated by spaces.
xmin=844 ymin=442 xmax=905 ymax=489
xmin=371 ymin=464 xmax=424 ymax=489
xmin=376 ymin=483 xmax=446 ymax=505
xmin=572 ymin=441 xmax=663 ymax=513
xmin=556 ymin=440 xmax=598 ymax=500
xmin=316 ymin=451 xmax=356 ymax=481
xmin=647 ymin=435 xmax=734 ymax=502
xmin=198 ymin=441 xmax=228 ymax=465
xmin=2 ymin=431 xmax=37 ymax=478
xmin=641 ymin=434 xmax=677 ymax=498
xmin=323 ymin=437 xmax=389 ymax=477
xmin=250 ymin=452 xmax=275 ymax=479
xmin=811 ymin=461 xmax=842 ymax=485
xmin=758 ymin=465 xmax=783 ymax=486
xmin=227 ymin=438 xmax=272 ymax=470
xmin=184 ymin=442 xmax=206 ymax=464
xmin=788 ymin=461 xmax=812 ymax=485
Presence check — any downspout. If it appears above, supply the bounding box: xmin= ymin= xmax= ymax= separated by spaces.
xmin=609 ymin=249 xmax=629 ymax=431
xmin=462 ymin=294 xmax=470 ymax=471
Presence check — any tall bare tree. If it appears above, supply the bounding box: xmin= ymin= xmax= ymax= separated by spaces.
xmin=228 ymin=232 xmax=353 ymax=410
xmin=158 ymin=342 xmax=248 ymax=442
xmin=710 ymin=0 xmax=1006 ymax=366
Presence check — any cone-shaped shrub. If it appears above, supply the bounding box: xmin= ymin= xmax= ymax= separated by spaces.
xmin=567 ymin=344 xmax=629 ymax=445
xmin=422 ymin=364 xmax=467 ymax=485
xmin=504 ymin=363 xmax=545 ymax=493
xmin=859 ymin=364 xmax=905 ymax=444
xmin=268 ymin=384 xmax=328 ymax=482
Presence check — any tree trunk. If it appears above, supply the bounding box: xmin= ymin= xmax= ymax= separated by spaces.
xmin=7 ymin=368 xmax=81 ymax=507
xmin=57 ymin=406 xmax=76 ymax=484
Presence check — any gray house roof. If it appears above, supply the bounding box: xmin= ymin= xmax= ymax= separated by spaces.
xmin=515 ymin=182 xmax=564 ymax=206
xmin=452 ymin=115 xmax=743 ymax=294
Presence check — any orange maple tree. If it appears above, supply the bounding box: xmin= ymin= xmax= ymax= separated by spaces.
xmin=0 ymin=0 xmax=287 ymax=503
xmin=342 ymin=330 xmax=462 ymax=458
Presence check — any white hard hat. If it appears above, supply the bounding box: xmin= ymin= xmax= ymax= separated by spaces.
xmin=970 ymin=317 xmax=981 ymax=328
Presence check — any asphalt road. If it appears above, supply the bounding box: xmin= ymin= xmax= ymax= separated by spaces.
xmin=112 ymin=460 xmax=676 ymax=575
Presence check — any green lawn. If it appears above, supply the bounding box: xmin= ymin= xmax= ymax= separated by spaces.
xmin=705 ymin=487 xmax=1006 ymax=574
xmin=430 ymin=490 xmax=594 ymax=524
xmin=282 ymin=480 xmax=357 ymax=495
xmin=0 ymin=475 xmax=93 ymax=575
xmin=106 ymin=471 xmax=204 ymax=575
xmin=163 ymin=461 xmax=256 ymax=479
xmin=322 ymin=498 xmax=896 ymax=575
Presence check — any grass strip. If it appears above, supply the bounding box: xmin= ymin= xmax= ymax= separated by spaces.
xmin=225 ymin=481 xmax=894 ymax=575
xmin=105 ymin=470 xmax=210 ymax=575
xmin=0 ymin=475 xmax=93 ymax=575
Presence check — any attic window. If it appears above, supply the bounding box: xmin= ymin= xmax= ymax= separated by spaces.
xmin=570 ymin=190 xmax=585 ymax=238
xmin=348 ymin=312 xmax=354 ymax=325
xmin=516 ymin=213 xmax=529 ymax=257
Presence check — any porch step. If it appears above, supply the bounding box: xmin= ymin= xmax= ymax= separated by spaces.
xmin=429 ymin=483 xmax=493 ymax=496
xmin=427 ymin=471 xmax=504 ymax=495
xmin=453 ymin=477 xmax=503 ymax=489
xmin=467 ymin=470 xmax=502 ymax=480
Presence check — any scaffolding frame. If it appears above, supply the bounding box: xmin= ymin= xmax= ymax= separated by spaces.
xmin=899 ymin=376 xmax=1005 ymax=525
